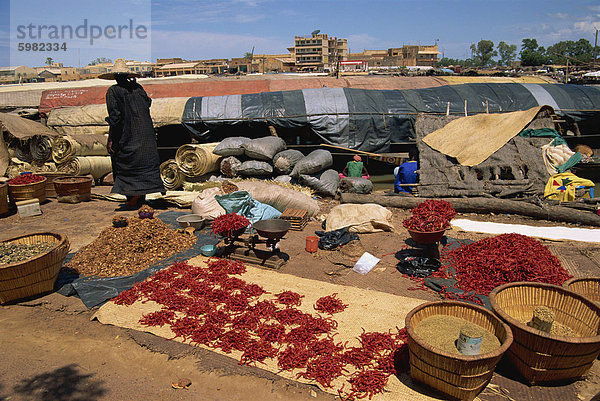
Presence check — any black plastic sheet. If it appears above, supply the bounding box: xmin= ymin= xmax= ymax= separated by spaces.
xmin=315 ymin=228 xmax=359 ymax=250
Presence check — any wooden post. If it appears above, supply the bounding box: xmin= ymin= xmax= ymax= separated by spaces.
xmin=446 ymin=102 xmax=450 ymax=116
xmin=486 ymin=100 xmax=489 ymax=114
xmin=464 ymin=99 xmax=468 ymax=116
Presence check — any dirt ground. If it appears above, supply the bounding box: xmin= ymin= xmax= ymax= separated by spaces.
xmin=1 ymin=187 xmax=600 ymax=401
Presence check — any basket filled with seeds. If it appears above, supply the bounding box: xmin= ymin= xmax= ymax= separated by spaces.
xmin=0 ymin=232 xmax=70 ymax=304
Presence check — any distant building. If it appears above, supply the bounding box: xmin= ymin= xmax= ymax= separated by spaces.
xmin=154 ymin=59 xmax=227 ymax=77
xmin=154 ymin=62 xmax=203 ymax=77
xmin=290 ymin=33 xmax=348 ymax=72
xmin=0 ymin=66 xmax=38 ymax=84
xmin=348 ymin=45 xmax=440 ymax=69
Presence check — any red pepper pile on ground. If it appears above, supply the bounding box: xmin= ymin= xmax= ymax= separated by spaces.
xmin=8 ymin=174 xmax=45 ymax=185
xmin=402 ymin=200 xmax=456 ymax=232
xmin=112 ymin=259 xmax=410 ymax=399
xmin=440 ymin=233 xmax=572 ymax=296
xmin=211 ymin=213 xmax=250 ymax=237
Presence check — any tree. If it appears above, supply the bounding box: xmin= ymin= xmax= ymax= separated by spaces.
xmin=497 ymin=41 xmax=517 ymax=66
xmin=89 ymin=57 xmax=112 ymax=66
xmin=243 ymin=52 xmax=253 ymax=60
xmin=520 ymin=38 xmax=549 ymax=66
xmin=45 ymin=57 xmax=53 ymax=66
xmin=438 ymin=57 xmax=463 ymax=67
xmin=470 ymin=40 xmax=497 ymax=67
xmin=546 ymin=39 xmax=593 ymax=65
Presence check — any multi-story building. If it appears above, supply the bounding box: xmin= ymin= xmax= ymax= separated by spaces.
xmin=290 ymin=33 xmax=348 ymax=72
xmin=348 ymin=45 xmax=440 ymax=69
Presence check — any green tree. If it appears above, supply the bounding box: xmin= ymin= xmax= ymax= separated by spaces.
xmin=546 ymin=39 xmax=593 ymax=65
xmin=89 ymin=57 xmax=112 ymax=66
xmin=470 ymin=40 xmax=497 ymax=67
xmin=438 ymin=57 xmax=463 ymax=67
xmin=520 ymin=38 xmax=549 ymax=66
xmin=497 ymin=41 xmax=517 ymax=66
xmin=45 ymin=57 xmax=53 ymax=65
xmin=243 ymin=52 xmax=253 ymax=60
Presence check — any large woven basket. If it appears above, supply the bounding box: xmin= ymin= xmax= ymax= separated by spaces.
xmin=8 ymin=177 xmax=47 ymax=203
xmin=40 ymin=172 xmax=70 ymax=198
xmin=0 ymin=183 xmax=8 ymax=215
xmin=53 ymin=176 xmax=93 ymax=203
xmin=405 ymin=301 xmax=513 ymax=401
xmin=490 ymin=282 xmax=600 ymax=384
xmin=564 ymin=277 xmax=600 ymax=306
xmin=0 ymin=232 xmax=70 ymax=304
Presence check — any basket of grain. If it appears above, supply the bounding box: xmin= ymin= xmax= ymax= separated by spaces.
xmin=0 ymin=183 xmax=8 ymax=215
xmin=405 ymin=301 xmax=513 ymax=401
xmin=490 ymin=282 xmax=600 ymax=384
xmin=7 ymin=174 xmax=47 ymax=203
xmin=0 ymin=232 xmax=70 ymax=304
xmin=563 ymin=277 xmax=600 ymax=306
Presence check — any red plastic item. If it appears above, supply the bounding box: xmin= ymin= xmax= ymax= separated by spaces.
xmin=305 ymin=236 xmax=319 ymax=253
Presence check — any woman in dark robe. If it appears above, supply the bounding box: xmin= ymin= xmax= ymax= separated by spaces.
xmin=101 ymin=59 xmax=164 ymax=208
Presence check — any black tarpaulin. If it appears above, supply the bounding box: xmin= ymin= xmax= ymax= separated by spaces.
xmin=180 ymin=83 xmax=600 ymax=153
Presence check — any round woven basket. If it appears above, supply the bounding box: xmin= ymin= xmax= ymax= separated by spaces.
xmin=0 ymin=232 xmax=70 ymax=304
xmin=563 ymin=277 xmax=600 ymax=306
xmin=405 ymin=301 xmax=513 ymax=401
xmin=490 ymin=282 xmax=600 ymax=385
xmin=0 ymin=183 xmax=8 ymax=215
xmin=8 ymin=176 xmax=47 ymax=203
xmin=40 ymin=172 xmax=71 ymax=198
xmin=53 ymin=176 xmax=93 ymax=203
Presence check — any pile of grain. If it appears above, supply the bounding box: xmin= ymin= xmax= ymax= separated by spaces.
xmin=414 ymin=315 xmax=501 ymax=355
xmin=65 ymin=216 xmax=196 ymax=277
xmin=0 ymin=242 xmax=56 ymax=265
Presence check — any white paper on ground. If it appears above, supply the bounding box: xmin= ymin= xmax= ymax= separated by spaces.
xmin=353 ymin=252 xmax=381 ymax=274
xmin=451 ymin=218 xmax=600 ymax=243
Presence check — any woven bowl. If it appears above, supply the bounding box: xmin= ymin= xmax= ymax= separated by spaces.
xmin=490 ymin=282 xmax=600 ymax=384
xmin=563 ymin=277 xmax=600 ymax=306
xmin=0 ymin=232 xmax=70 ymax=304
xmin=405 ymin=301 xmax=513 ymax=401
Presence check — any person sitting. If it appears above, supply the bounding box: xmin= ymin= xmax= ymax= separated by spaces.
xmin=340 ymin=155 xmax=369 ymax=179
xmin=395 ymin=148 xmax=418 ymax=193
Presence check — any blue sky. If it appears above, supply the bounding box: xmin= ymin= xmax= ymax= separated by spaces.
xmin=1 ymin=0 xmax=599 ymax=67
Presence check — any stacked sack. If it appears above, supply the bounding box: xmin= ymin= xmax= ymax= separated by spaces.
xmin=214 ymin=136 xmax=338 ymax=197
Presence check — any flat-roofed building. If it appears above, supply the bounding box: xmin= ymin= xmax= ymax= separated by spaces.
xmin=292 ymin=33 xmax=347 ymax=72
xmin=0 ymin=66 xmax=38 ymax=84
xmin=154 ymin=62 xmax=202 ymax=77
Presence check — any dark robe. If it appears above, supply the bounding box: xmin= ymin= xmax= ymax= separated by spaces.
xmin=105 ymin=80 xmax=164 ymax=196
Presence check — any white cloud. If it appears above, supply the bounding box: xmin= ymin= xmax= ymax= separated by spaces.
xmin=548 ymin=12 xmax=569 ymax=19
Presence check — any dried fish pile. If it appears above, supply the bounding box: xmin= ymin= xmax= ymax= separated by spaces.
xmin=0 ymin=242 xmax=56 ymax=265
xmin=65 ymin=216 xmax=196 ymax=277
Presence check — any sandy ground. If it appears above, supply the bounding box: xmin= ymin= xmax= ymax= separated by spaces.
xmin=1 ymin=187 xmax=600 ymax=401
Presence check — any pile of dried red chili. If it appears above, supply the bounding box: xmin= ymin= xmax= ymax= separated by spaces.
xmin=211 ymin=213 xmax=250 ymax=237
xmin=441 ymin=233 xmax=572 ymax=296
xmin=8 ymin=174 xmax=45 ymax=185
xmin=112 ymin=258 xmax=409 ymax=399
xmin=403 ymin=200 xmax=456 ymax=232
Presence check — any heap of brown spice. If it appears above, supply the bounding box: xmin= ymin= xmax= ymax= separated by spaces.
xmin=65 ymin=216 xmax=196 ymax=277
